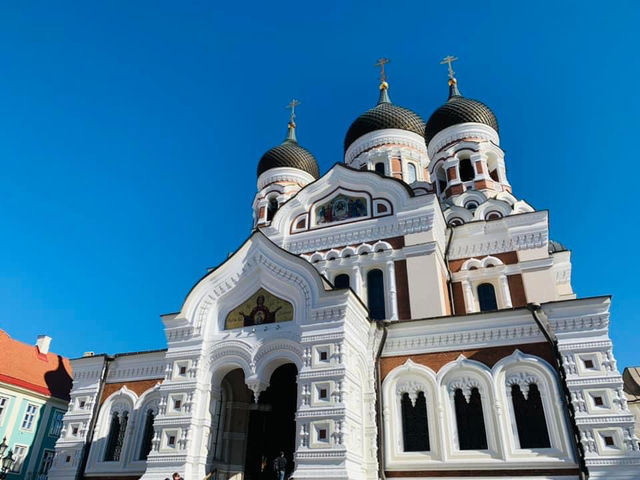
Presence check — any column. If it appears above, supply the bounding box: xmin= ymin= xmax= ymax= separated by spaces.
xmin=498 ymin=275 xmax=512 ymax=308
xmin=351 ymin=265 xmax=362 ymax=298
xmin=386 ymin=261 xmax=398 ymax=321
xmin=462 ymin=279 xmax=476 ymax=313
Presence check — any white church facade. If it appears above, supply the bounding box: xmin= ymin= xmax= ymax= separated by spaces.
xmin=48 ymin=61 xmax=640 ymax=480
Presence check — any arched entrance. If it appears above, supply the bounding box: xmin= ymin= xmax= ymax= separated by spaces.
xmin=210 ymin=363 xmax=298 ymax=479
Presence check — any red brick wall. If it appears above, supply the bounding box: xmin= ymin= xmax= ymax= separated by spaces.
xmin=394 ymin=260 xmax=411 ymax=320
xmin=380 ymin=342 xmax=554 ymax=381
xmin=100 ymin=378 xmax=163 ymax=406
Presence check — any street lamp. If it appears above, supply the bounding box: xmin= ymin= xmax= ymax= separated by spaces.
xmin=0 ymin=437 xmax=15 ymax=480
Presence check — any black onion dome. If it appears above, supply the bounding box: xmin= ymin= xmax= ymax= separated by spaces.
xmin=257 ymin=126 xmax=319 ymax=179
xmin=344 ymin=86 xmax=425 ymax=153
xmin=424 ymin=81 xmax=499 ymax=145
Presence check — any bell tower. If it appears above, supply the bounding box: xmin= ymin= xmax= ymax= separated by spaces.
xmin=253 ymin=100 xmax=319 ymax=228
xmin=425 ymin=57 xmax=511 ymax=200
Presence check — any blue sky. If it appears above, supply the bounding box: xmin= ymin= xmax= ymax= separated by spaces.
xmin=0 ymin=1 xmax=638 ymax=367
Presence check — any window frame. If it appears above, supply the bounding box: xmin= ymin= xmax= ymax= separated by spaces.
xmin=21 ymin=403 xmax=39 ymax=431
xmin=11 ymin=444 xmax=28 ymax=473
xmin=49 ymin=409 xmax=65 ymax=437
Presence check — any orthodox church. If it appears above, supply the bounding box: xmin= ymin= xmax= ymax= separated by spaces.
xmin=49 ymin=59 xmax=640 ymax=480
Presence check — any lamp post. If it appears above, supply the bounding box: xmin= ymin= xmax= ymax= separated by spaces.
xmin=0 ymin=437 xmax=15 ymax=479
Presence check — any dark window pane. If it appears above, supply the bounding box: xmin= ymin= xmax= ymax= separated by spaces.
xmin=455 ymin=388 xmax=488 ymax=450
xmin=375 ymin=162 xmax=385 ymax=175
xmin=104 ymin=413 xmax=121 ymax=461
xmin=512 ymin=384 xmax=551 ymax=448
xmin=477 ymin=283 xmax=498 ymax=311
xmin=266 ymin=197 xmax=278 ymax=221
xmin=139 ymin=409 xmax=156 ymax=460
xmin=459 ymin=159 xmax=475 ymax=182
xmin=367 ymin=269 xmax=386 ymax=320
xmin=334 ymin=274 xmax=350 ymax=289
xmin=401 ymin=392 xmax=430 ymax=451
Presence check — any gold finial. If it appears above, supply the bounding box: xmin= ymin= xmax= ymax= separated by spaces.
xmin=374 ymin=57 xmax=390 ymax=89
xmin=286 ymin=99 xmax=300 ymax=126
xmin=440 ymin=55 xmax=458 ymax=84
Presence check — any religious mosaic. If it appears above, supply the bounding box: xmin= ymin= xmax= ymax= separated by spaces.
xmin=224 ymin=288 xmax=294 ymax=330
xmin=315 ymin=193 xmax=368 ymax=225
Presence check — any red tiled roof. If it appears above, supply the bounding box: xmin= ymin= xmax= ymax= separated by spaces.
xmin=0 ymin=329 xmax=72 ymax=401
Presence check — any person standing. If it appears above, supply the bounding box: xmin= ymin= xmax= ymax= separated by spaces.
xmin=273 ymin=451 xmax=287 ymax=480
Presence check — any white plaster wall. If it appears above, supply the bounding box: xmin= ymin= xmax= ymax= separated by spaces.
xmin=522 ymin=269 xmax=559 ymax=303
xmin=406 ymin=253 xmax=447 ymax=318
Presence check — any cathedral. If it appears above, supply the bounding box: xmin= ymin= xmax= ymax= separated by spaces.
xmin=48 ymin=59 xmax=640 ymax=480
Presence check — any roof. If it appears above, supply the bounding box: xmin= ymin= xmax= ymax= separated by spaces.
xmin=424 ymin=81 xmax=498 ymax=145
xmin=0 ymin=330 xmax=73 ymax=401
xmin=343 ymin=87 xmax=425 ymax=153
xmin=257 ymin=139 xmax=319 ymax=179
xmin=623 ymin=367 xmax=640 ymax=398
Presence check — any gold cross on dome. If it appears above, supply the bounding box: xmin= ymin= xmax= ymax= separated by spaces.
xmin=286 ymin=99 xmax=300 ymax=124
xmin=374 ymin=57 xmax=390 ymax=84
xmin=440 ymin=55 xmax=458 ymax=79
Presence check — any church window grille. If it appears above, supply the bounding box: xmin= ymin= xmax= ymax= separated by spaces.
xmin=454 ymin=387 xmax=488 ymax=450
xmin=104 ymin=411 xmax=128 ymax=461
xmin=367 ymin=269 xmax=386 ymax=320
xmin=266 ymin=197 xmax=278 ymax=221
xmin=459 ymin=158 xmax=475 ymax=182
xmin=139 ymin=409 xmax=155 ymax=460
xmin=401 ymin=392 xmax=430 ymax=452
xmin=406 ymin=163 xmax=417 ymax=183
xmin=375 ymin=162 xmax=385 ymax=175
xmin=334 ymin=273 xmax=350 ymax=289
xmin=477 ymin=283 xmax=498 ymax=311
xmin=511 ymin=384 xmax=550 ymax=448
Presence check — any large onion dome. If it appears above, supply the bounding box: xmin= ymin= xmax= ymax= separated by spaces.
xmin=344 ymin=83 xmax=425 ymax=153
xmin=424 ymin=79 xmax=498 ymax=145
xmin=257 ymin=121 xmax=319 ymax=179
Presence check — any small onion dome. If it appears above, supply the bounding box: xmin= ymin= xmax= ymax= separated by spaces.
xmin=257 ymin=122 xmax=319 ymax=179
xmin=548 ymin=240 xmax=568 ymax=254
xmin=424 ymin=79 xmax=499 ymax=146
xmin=343 ymin=82 xmax=425 ymax=153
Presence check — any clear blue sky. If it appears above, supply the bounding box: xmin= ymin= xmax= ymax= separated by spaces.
xmin=1 ymin=1 xmax=638 ymax=367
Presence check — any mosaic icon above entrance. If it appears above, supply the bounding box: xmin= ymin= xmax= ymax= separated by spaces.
xmin=225 ymin=288 xmax=294 ymax=329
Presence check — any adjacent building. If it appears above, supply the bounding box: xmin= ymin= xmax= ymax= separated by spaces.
xmin=49 ymin=63 xmax=640 ymax=480
xmin=0 ymin=330 xmax=72 ymax=479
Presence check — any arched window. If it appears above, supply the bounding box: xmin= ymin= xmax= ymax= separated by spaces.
xmin=401 ymin=392 xmax=430 ymax=451
xmin=511 ymin=384 xmax=550 ymax=448
xmin=105 ymin=411 xmax=128 ymax=461
xmin=367 ymin=269 xmax=386 ymax=320
xmin=375 ymin=162 xmax=385 ymax=175
xmin=138 ymin=409 xmax=156 ymax=460
xmin=454 ymin=388 xmax=487 ymax=450
xmin=266 ymin=197 xmax=278 ymax=221
xmin=334 ymin=273 xmax=350 ymax=289
xmin=459 ymin=158 xmax=475 ymax=182
xmin=486 ymin=211 xmax=502 ymax=221
xmin=406 ymin=163 xmax=417 ymax=183
xmin=477 ymin=283 xmax=498 ymax=311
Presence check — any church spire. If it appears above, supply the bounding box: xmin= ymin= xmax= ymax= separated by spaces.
xmin=440 ymin=55 xmax=461 ymax=98
xmin=285 ymin=99 xmax=300 ymax=143
xmin=375 ymin=57 xmax=391 ymax=104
